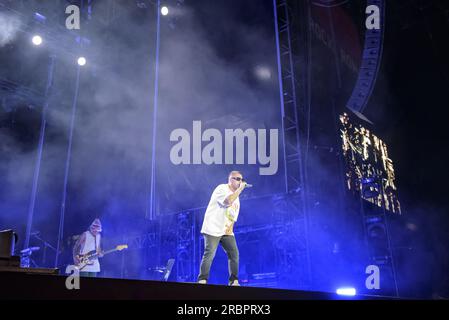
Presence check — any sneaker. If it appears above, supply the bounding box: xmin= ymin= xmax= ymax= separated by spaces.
xmin=198 ymin=279 xmax=207 ymax=284
xmin=229 ymin=280 xmax=240 ymax=286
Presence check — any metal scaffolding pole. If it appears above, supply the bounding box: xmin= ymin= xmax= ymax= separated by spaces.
xmin=54 ymin=64 xmax=81 ymax=268
xmin=54 ymin=0 xmax=87 ymax=267
xmin=273 ymin=0 xmax=312 ymax=289
xmin=147 ymin=0 xmax=162 ymax=220
xmin=24 ymin=54 xmax=56 ymax=250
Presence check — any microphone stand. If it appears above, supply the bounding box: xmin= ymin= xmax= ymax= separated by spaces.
xmin=32 ymin=233 xmax=58 ymax=267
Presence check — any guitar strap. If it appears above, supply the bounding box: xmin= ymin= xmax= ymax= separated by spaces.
xmin=94 ymin=234 xmax=100 ymax=254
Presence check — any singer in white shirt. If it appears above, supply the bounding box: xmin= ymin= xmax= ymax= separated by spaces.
xmin=198 ymin=171 xmax=248 ymax=286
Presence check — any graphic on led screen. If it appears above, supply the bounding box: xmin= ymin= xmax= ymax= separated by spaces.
xmin=340 ymin=112 xmax=401 ymax=214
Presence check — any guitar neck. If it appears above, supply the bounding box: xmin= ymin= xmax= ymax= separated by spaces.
xmin=102 ymin=248 xmax=119 ymax=256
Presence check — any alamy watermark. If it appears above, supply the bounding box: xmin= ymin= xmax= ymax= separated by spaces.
xmin=169 ymin=121 xmax=279 ymax=175
xmin=65 ymin=265 xmax=80 ymax=290
xmin=365 ymin=265 xmax=380 ymax=290
xmin=366 ymin=5 xmax=380 ymax=30
xmin=65 ymin=5 xmax=80 ymax=30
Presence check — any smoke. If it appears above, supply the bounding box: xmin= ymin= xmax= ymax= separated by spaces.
xmin=1 ymin=0 xmax=282 ymax=224
xmin=48 ymin=0 xmax=285 ymax=218
xmin=0 ymin=11 xmax=21 ymax=47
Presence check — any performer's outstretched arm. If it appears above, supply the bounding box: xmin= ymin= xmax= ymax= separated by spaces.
xmin=223 ymin=182 xmax=246 ymax=207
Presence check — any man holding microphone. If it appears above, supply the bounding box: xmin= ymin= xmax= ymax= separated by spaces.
xmin=197 ymin=171 xmax=248 ymax=286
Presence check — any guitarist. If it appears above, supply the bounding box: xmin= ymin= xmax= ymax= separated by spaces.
xmin=72 ymin=218 xmax=104 ymax=277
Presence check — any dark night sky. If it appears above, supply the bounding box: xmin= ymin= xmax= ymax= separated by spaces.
xmin=369 ymin=0 xmax=449 ymax=217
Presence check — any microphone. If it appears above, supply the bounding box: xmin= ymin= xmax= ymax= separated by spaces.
xmin=241 ymin=179 xmax=253 ymax=188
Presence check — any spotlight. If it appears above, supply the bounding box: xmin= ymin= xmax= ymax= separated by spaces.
xmin=161 ymin=6 xmax=169 ymax=16
xmin=336 ymin=287 xmax=356 ymax=296
xmin=32 ymin=35 xmax=43 ymax=46
xmin=77 ymin=57 xmax=86 ymax=66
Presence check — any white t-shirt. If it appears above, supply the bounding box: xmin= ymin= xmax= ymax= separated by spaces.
xmin=201 ymin=184 xmax=240 ymax=237
xmin=80 ymin=231 xmax=101 ymax=272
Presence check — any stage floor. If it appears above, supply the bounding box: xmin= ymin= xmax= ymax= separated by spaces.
xmin=0 ymin=270 xmax=394 ymax=300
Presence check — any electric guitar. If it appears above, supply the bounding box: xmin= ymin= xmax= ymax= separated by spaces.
xmin=68 ymin=244 xmax=128 ymax=272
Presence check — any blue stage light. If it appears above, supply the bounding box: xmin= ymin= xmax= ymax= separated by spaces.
xmin=336 ymin=287 xmax=356 ymax=296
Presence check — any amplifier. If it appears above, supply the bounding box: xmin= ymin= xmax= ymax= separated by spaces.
xmin=0 ymin=256 xmax=20 ymax=267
